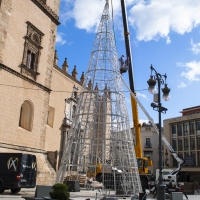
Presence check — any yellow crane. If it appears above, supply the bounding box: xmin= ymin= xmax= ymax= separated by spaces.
xmin=120 ymin=0 xmax=153 ymax=176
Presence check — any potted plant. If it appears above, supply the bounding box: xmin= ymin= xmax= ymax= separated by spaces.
xmin=49 ymin=183 xmax=70 ymax=200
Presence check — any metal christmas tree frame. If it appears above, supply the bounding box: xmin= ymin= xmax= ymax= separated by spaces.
xmin=56 ymin=0 xmax=141 ymax=196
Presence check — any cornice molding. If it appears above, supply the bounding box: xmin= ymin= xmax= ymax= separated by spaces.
xmin=0 ymin=62 xmax=51 ymax=93
xmin=0 ymin=142 xmax=46 ymax=154
xmin=31 ymin=0 xmax=60 ymax=25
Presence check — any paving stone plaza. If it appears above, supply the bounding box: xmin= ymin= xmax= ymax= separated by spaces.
xmin=0 ymin=188 xmax=200 ymax=200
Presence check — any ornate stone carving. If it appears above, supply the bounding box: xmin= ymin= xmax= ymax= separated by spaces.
xmin=31 ymin=0 xmax=60 ymax=25
xmin=20 ymin=21 xmax=44 ymax=80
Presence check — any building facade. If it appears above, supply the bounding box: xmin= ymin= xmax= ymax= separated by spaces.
xmin=163 ymin=106 xmax=200 ymax=182
xmin=0 ymin=0 xmax=85 ymax=185
xmin=132 ymin=122 xmax=159 ymax=174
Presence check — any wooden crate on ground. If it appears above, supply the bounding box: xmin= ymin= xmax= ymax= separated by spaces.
xmin=64 ymin=174 xmax=87 ymax=187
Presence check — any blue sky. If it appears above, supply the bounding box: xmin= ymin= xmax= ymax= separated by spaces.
xmin=55 ymin=0 xmax=200 ymax=125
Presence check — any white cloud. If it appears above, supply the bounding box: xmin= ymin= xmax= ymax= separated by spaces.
xmin=177 ymin=82 xmax=186 ymax=88
xmin=139 ymin=119 xmax=150 ymax=124
xmin=60 ymin=0 xmax=122 ymax=32
xmin=190 ymin=39 xmax=200 ymax=55
xmin=166 ymin=36 xmax=171 ymax=44
xmin=137 ymin=93 xmax=147 ymax=99
xmin=128 ymin=0 xmax=200 ymax=41
xmin=56 ymin=32 xmax=67 ymax=45
xmin=180 ymin=61 xmax=200 ymax=81
xmin=60 ymin=0 xmax=74 ymax=24
xmin=60 ymin=0 xmax=200 ymax=42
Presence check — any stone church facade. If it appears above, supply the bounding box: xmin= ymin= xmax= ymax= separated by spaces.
xmin=0 ymin=0 xmax=84 ymax=185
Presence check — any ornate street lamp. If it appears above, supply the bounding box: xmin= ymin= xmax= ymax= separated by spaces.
xmin=147 ymin=64 xmax=170 ymax=200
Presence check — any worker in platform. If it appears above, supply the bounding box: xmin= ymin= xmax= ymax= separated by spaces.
xmin=118 ymin=55 xmax=129 ymax=74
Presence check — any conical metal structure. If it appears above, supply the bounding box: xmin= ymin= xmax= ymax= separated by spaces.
xmin=56 ymin=0 xmax=142 ymax=196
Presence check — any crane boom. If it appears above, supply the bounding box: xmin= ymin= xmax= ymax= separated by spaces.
xmin=120 ymin=0 xmax=143 ymax=163
xmin=120 ymin=0 xmax=135 ymax=92
xmin=120 ymin=0 xmax=151 ymax=194
xmin=121 ymin=78 xmax=185 ymax=176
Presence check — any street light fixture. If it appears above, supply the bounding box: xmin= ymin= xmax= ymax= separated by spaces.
xmin=147 ymin=64 xmax=170 ymax=200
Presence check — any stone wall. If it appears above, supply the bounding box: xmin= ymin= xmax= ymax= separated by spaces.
xmin=0 ymin=0 xmax=12 ymax=63
xmin=0 ymin=0 xmax=60 ymax=185
xmin=45 ymin=65 xmax=83 ymax=152
xmin=0 ymin=0 xmax=87 ymax=185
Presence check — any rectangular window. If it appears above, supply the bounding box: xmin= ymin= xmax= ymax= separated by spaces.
xmin=144 ymin=151 xmax=152 ymax=159
xmin=183 ymin=152 xmax=189 ymax=166
xmin=198 ymin=152 xmax=200 ymax=166
xmin=178 ymin=138 xmax=182 ymax=151
xmin=184 ymin=138 xmax=189 ymax=151
xmin=191 ymin=152 xmax=196 ymax=166
xmin=184 ymin=123 xmax=188 ymax=136
xmin=172 ymin=124 xmax=176 ymax=137
xmin=178 ymin=124 xmax=182 ymax=136
xmin=145 ymin=138 xmax=151 ymax=148
xmin=172 ymin=139 xmax=177 ymax=151
xmin=196 ymin=120 xmax=200 ymax=134
xmin=190 ymin=121 xmax=195 ymax=135
xmin=197 ymin=137 xmax=200 ymax=150
xmin=26 ymin=50 xmax=35 ymax=70
xmin=190 ymin=137 xmax=195 ymax=150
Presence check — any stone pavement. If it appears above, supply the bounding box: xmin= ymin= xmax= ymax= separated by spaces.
xmin=0 ymin=188 xmax=200 ymax=200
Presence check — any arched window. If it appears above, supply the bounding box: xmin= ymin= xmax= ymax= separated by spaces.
xmin=19 ymin=100 xmax=34 ymax=131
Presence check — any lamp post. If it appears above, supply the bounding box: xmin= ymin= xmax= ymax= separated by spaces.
xmin=165 ymin=149 xmax=169 ymax=169
xmin=147 ymin=64 xmax=170 ymax=200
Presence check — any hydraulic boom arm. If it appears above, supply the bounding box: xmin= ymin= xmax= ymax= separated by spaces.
xmin=122 ymin=78 xmax=185 ymax=176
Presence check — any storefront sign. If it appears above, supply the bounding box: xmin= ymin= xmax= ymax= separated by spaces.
xmin=184 ymin=156 xmax=195 ymax=166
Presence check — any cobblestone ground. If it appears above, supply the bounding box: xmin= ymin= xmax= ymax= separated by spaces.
xmin=0 ymin=188 xmax=200 ymax=200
